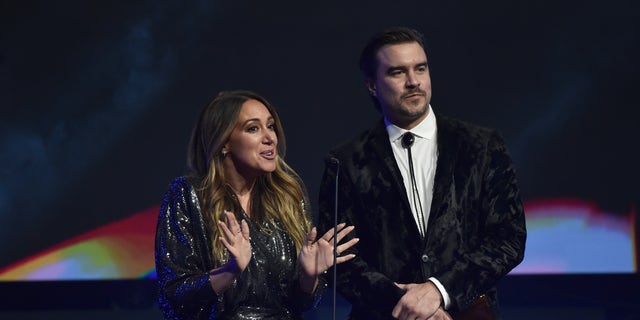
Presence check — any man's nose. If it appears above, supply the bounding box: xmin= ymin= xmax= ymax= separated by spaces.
xmin=406 ymin=71 xmax=420 ymax=88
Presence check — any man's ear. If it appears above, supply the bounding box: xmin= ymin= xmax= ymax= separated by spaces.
xmin=365 ymin=79 xmax=377 ymax=97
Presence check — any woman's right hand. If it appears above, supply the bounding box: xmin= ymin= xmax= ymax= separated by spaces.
xmin=218 ymin=210 xmax=252 ymax=273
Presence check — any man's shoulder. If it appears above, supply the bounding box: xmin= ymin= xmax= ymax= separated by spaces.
xmin=437 ymin=114 xmax=499 ymax=141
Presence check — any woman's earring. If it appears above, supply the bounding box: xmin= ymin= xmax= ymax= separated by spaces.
xmin=222 ymin=150 xmax=227 ymax=157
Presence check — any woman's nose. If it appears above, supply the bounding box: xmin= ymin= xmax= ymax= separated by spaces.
xmin=263 ymin=131 xmax=276 ymax=144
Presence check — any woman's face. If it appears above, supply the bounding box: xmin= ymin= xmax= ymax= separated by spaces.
xmin=223 ymin=99 xmax=278 ymax=178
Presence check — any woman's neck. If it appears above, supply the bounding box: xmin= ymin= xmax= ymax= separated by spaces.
xmin=228 ymin=180 xmax=255 ymax=216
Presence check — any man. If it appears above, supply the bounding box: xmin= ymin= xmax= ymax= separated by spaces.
xmin=318 ymin=26 xmax=526 ymax=320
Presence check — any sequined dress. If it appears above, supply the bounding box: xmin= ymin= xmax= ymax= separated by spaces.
xmin=155 ymin=177 xmax=324 ymax=320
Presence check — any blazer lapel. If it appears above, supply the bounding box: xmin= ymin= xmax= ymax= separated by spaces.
xmin=369 ymin=121 xmax=423 ymax=240
xmin=428 ymin=116 xmax=459 ymax=230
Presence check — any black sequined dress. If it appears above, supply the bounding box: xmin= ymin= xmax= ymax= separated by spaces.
xmin=155 ymin=177 xmax=324 ymax=320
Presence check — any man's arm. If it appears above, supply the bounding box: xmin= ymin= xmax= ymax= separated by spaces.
xmin=434 ymin=130 xmax=527 ymax=310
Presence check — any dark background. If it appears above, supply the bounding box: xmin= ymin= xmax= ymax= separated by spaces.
xmin=1 ymin=0 xmax=639 ymax=319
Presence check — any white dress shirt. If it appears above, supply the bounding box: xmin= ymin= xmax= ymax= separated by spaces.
xmin=385 ymin=105 xmax=452 ymax=309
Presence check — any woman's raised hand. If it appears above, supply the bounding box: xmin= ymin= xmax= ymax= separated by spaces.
xmin=218 ymin=210 xmax=252 ymax=273
xmin=298 ymin=223 xmax=359 ymax=278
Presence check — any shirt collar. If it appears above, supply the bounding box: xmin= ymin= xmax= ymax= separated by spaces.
xmin=385 ymin=104 xmax=437 ymax=143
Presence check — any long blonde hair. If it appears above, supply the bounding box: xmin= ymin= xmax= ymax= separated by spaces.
xmin=187 ymin=90 xmax=311 ymax=263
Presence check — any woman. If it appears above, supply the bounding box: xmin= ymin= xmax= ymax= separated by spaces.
xmin=155 ymin=90 xmax=358 ymax=319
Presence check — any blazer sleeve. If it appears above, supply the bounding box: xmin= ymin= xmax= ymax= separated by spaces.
xmin=318 ymin=157 xmax=406 ymax=317
xmin=155 ymin=177 xmax=218 ymax=319
xmin=434 ymin=130 xmax=527 ymax=310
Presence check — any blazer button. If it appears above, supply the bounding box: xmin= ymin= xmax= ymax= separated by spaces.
xmin=421 ymin=254 xmax=429 ymax=263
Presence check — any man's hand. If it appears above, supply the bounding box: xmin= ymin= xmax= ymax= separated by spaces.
xmin=392 ymin=281 xmax=448 ymax=320
xmin=429 ymin=307 xmax=453 ymax=320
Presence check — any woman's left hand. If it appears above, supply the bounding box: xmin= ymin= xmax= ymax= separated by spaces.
xmin=298 ymin=223 xmax=358 ymax=278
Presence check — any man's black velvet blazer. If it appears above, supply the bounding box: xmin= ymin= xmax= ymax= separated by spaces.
xmin=318 ymin=115 xmax=527 ymax=319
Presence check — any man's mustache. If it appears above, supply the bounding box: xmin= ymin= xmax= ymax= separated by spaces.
xmin=401 ymin=89 xmax=427 ymax=99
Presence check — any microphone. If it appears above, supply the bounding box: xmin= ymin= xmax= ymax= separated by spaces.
xmin=325 ymin=156 xmax=340 ymax=320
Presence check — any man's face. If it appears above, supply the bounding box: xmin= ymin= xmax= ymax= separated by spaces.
xmin=367 ymin=41 xmax=432 ymax=129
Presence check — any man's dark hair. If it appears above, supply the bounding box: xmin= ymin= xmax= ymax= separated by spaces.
xmin=359 ymin=26 xmax=427 ymax=80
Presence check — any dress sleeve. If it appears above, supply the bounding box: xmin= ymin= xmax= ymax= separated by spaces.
xmin=155 ymin=177 xmax=218 ymax=319
xmin=290 ymin=196 xmax=328 ymax=313
xmin=289 ymin=270 xmax=328 ymax=313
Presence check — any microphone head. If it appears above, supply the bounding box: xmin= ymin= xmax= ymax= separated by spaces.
xmin=325 ymin=155 xmax=340 ymax=167
xmin=401 ymin=132 xmax=415 ymax=148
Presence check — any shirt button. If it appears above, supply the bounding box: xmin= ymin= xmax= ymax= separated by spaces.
xmin=421 ymin=254 xmax=429 ymax=262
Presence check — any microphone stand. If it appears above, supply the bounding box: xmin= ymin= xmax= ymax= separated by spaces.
xmin=331 ymin=157 xmax=340 ymax=320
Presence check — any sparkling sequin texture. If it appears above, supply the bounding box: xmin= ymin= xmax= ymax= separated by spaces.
xmin=155 ymin=177 xmax=325 ymax=319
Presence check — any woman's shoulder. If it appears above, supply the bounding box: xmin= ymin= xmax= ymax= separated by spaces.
xmin=158 ymin=176 xmax=207 ymax=226
xmin=162 ymin=176 xmax=203 ymax=203
xmin=166 ymin=175 xmax=202 ymax=191
xmin=165 ymin=176 xmax=191 ymax=193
